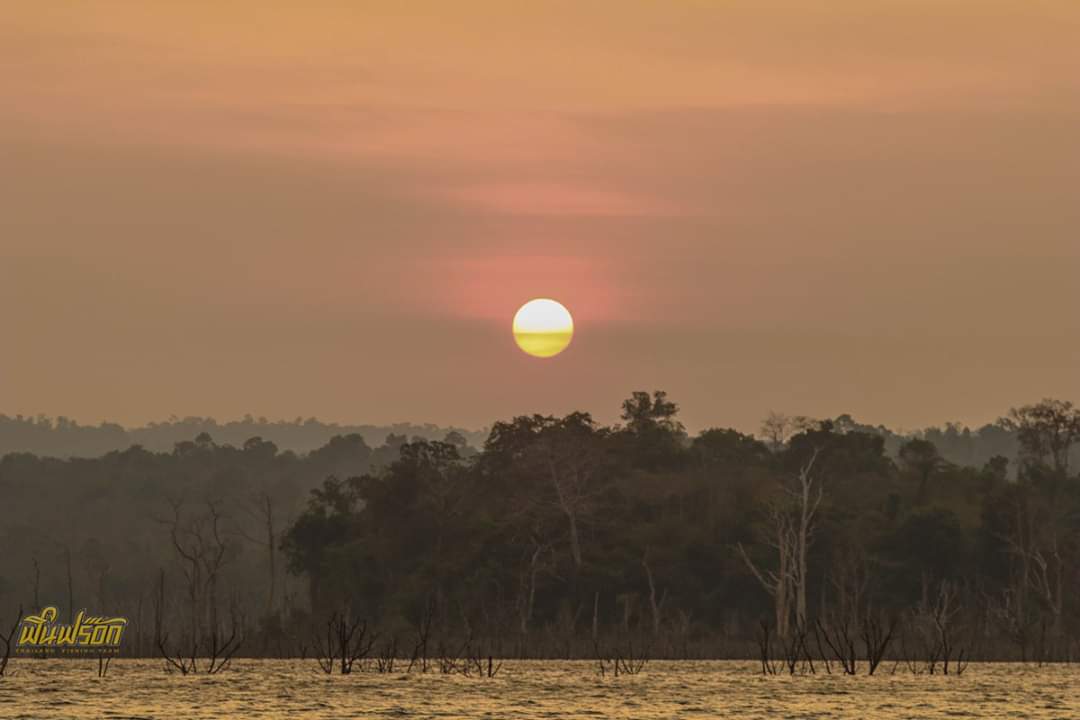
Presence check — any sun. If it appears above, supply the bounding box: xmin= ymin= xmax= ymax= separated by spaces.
xmin=512 ymin=299 xmax=574 ymax=358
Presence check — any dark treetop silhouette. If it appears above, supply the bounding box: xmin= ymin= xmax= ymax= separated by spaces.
xmin=0 ymin=393 xmax=1078 ymax=664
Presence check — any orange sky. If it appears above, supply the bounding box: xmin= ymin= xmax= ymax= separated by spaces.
xmin=2 ymin=1 xmax=1079 ymax=433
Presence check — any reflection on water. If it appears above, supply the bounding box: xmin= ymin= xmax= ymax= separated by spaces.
xmin=0 ymin=660 xmax=1076 ymax=719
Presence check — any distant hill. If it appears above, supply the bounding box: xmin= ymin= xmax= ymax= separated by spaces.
xmin=4 ymin=409 xmax=1074 ymax=473
xmin=0 ymin=414 xmax=488 ymax=458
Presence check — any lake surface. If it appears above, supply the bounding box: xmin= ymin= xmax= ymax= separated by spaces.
xmin=0 ymin=660 xmax=1076 ymax=719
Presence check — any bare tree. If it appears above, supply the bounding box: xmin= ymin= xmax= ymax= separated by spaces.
xmin=407 ymin=597 xmax=435 ymax=673
xmin=0 ymin=607 xmax=22 ymax=678
xmin=904 ymin=580 xmax=968 ymax=675
xmin=739 ymin=505 xmax=795 ymax=639
xmin=641 ymin=547 xmax=667 ymax=637
xmin=374 ymin=635 xmax=398 ymax=673
xmin=155 ymin=499 xmax=242 ymax=673
xmin=828 ymin=544 xmax=870 ymax=628
xmin=860 ymin=611 xmax=897 ymax=676
xmin=486 ymin=414 xmax=609 ymax=576
xmin=1008 ymin=535 xmax=1068 ymax=660
xmin=789 ymin=449 xmax=822 ymax=632
xmin=593 ymin=633 xmax=650 ymax=678
xmin=239 ymin=490 xmax=278 ymax=617
xmin=515 ymin=532 xmax=551 ymax=642
xmin=739 ymin=449 xmax=822 ymax=638
xmin=539 ymin=422 xmax=604 ymax=570
xmin=1000 ymin=478 xmax=1071 ymax=660
xmin=313 ymin=609 xmax=376 ymax=675
xmin=1028 ymin=543 xmax=1066 ymax=656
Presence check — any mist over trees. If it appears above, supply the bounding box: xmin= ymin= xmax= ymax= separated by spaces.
xmin=1 ymin=393 xmax=1078 ymax=663
xmin=0 ymin=415 xmax=488 ymax=458
xmin=0 ymin=408 xmax=1048 ymax=473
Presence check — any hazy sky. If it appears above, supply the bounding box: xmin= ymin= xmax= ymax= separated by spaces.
xmin=2 ymin=1 xmax=1079 ymax=434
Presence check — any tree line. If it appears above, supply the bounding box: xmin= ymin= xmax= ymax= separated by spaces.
xmin=0 ymin=414 xmax=486 ymax=458
xmin=0 ymin=393 xmax=1078 ymax=664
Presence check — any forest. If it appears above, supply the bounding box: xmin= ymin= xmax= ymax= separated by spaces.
xmin=1 ymin=393 xmax=1078 ymax=671
xmin=0 ymin=414 xmax=487 ymax=458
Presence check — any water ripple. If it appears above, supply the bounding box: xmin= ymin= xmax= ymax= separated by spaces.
xmin=0 ymin=660 xmax=1076 ymax=719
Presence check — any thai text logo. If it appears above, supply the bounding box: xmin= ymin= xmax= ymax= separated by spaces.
xmin=16 ymin=607 xmax=127 ymax=654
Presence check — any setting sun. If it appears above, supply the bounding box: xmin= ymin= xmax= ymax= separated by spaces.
xmin=512 ymin=298 xmax=574 ymax=358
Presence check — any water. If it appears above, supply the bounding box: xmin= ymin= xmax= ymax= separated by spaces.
xmin=0 ymin=660 xmax=1076 ymax=719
